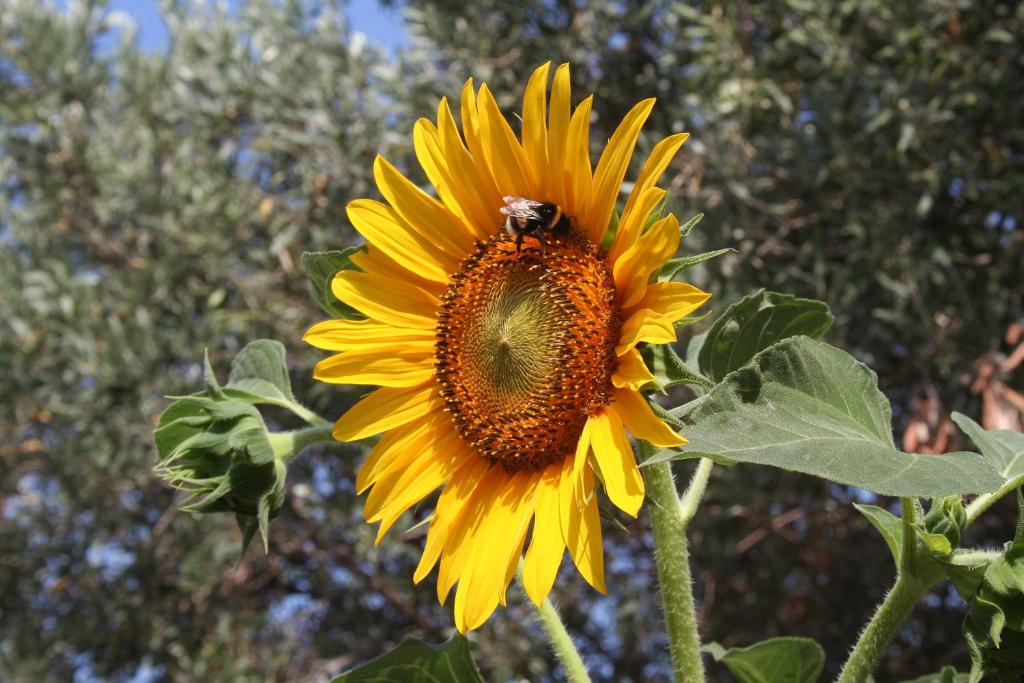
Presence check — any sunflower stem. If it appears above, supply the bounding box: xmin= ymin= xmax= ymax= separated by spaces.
xmin=534 ymin=595 xmax=592 ymax=683
xmin=679 ymin=458 xmax=714 ymax=525
xmin=646 ymin=458 xmax=706 ymax=683
xmin=267 ymin=424 xmax=334 ymax=463
xmin=835 ymin=498 xmax=927 ymax=683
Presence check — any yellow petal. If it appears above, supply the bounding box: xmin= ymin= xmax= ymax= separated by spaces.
xmin=562 ymin=95 xmax=593 ymax=221
xmin=374 ymin=155 xmax=475 ymax=256
xmin=522 ymin=62 xmax=551 ymax=187
xmin=611 ymin=387 xmax=687 ymax=448
xmin=587 ymin=98 xmax=656 ymax=243
xmin=437 ymin=97 xmax=502 ymax=237
xmin=421 ymin=105 xmax=499 ymax=239
xmin=332 ymin=268 xmax=438 ymax=328
xmin=332 ymin=384 xmax=444 ymax=441
xmin=615 ymin=309 xmax=676 ymax=356
xmin=620 ymin=132 xmax=689 ymax=219
xmin=414 ymin=456 xmax=491 ymax=584
xmin=612 ymin=348 xmax=657 ymax=391
xmin=562 ymin=466 xmax=606 ymax=593
xmin=366 ymin=429 xmax=467 ymax=540
xmin=356 ymin=413 xmax=448 ymax=493
xmin=346 ymin=198 xmax=456 ymax=285
xmin=589 ymin=408 xmax=645 ymax=517
xmin=522 ymin=461 xmax=567 ymax=606
xmin=313 ymin=345 xmax=435 ymax=387
xmin=460 ymin=472 xmax=537 ymax=631
xmin=477 ymin=84 xmax=537 ymax=198
xmin=609 ymin=186 xmax=666 ymax=264
xmin=303 ymin=318 xmax=435 ymax=352
xmin=613 ymin=214 xmax=679 ymax=310
xmin=631 ymin=281 xmax=712 ymax=323
xmin=439 ymin=465 xmax=503 ymax=604
xmin=546 ymin=63 xmax=571 ymax=207
xmin=348 ymin=244 xmax=443 ymax=293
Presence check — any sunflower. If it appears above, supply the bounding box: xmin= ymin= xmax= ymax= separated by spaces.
xmin=305 ymin=62 xmax=710 ymax=633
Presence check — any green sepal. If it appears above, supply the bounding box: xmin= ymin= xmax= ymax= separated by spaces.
xmin=679 ymin=212 xmax=703 ymax=239
xmin=640 ymin=342 xmax=713 ymax=391
xmin=301 ymin=248 xmax=366 ymax=320
xmin=659 ymin=248 xmax=734 ymax=282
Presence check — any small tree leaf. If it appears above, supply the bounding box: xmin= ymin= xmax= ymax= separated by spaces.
xmin=704 ymin=637 xmax=825 ymax=683
xmin=227 ymin=339 xmax=295 ymax=403
xmin=301 ymin=248 xmax=365 ymax=320
xmin=641 ymin=342 xmax=713 ymax=390
xmin=331 ymin=636 xmax=483 ymax=683
xmin=854 ymin=503 xmax=903 ymax=566
xmin=952 ymin=412 xmax=1024 ymax=483
xmin=646 ymin=337 xmax=1004 ymax=497
xmin=698 ymin=290 xmax=834 ymax=382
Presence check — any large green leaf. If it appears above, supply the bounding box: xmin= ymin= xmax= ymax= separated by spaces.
xmin=704 ymin=637 xmax=824 ymax=683
xmin=226 ymin=339 xmax=295 ymax=403
xmin=898 ymin=667 xmax=969 ymax=683
xmin=647 ymin=337 xmax=1004 ymax=497
xmin=952 ymin=412 xmax=1024 ymax=484
xmin=301 ymin=248 xmax=365 ymax=320
xmin=331 ymin=636 xmax=483 ymax=683
xmin=698 ymin=290 xmax=834 ymax=382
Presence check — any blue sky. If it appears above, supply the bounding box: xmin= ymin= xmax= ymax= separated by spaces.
xmin=58 ymin=0 xmax=408 ymax=54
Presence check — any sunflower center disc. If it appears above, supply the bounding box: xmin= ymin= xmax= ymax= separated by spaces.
xmin=435 ymin=231 xmax=619 ymax=471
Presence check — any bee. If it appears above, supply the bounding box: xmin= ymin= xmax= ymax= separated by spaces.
xmin=500 ymin=196 xmax=571 ymax=254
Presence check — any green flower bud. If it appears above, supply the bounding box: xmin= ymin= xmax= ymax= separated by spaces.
xmin=925 ymin=495 xmax=967 ymax=550
xmin=153 ymin=353 xmax=288 ymax=554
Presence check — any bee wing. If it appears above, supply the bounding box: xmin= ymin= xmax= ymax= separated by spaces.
xmin=500 ymin=195 xmax=544 ymax=219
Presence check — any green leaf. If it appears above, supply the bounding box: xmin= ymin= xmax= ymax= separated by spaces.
xmin=659 ymin=248 xmax=734 ymax=282
xmin=646 ymin=337 xmax=1004 ymax=497
xmin=705 ymin=637 xmax=824 ymax=683
xmin=952 ymin=413 xmax=1024 ymax=484
xmin=898 ymin=666 xmax=969 ymax=683
xmin=854 ymin=503 xmax=904 ymax=566
xmin=698 ymin=290 xmax=835 ymax=382
xmin=641 ymin=342 xmax=713 ymax=390
xmin=331 ymin=636 xmax=483 ymax=683
xmin=301 ymin=248 xmax=365 ymax=320
xmin=226 ymin=339 xmax=295 ymax=403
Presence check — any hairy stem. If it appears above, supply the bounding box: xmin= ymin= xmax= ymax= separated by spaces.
xmin=268 ymin=424 xmax=334 ymax=462
xmin=835 ymin=572 xmax=927 ymax=683
xmin=680 ymin=458 xmax=714 ymax=524
xmin=534 ymin=596 xmax=592 ymax=683
xmin=966 ymin=473 xmax=1024 ymax=524
xmin=646 ymin=459 xmax=706 ymax=683
xmin=837 ymin=498 xmax=925 ymax=683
